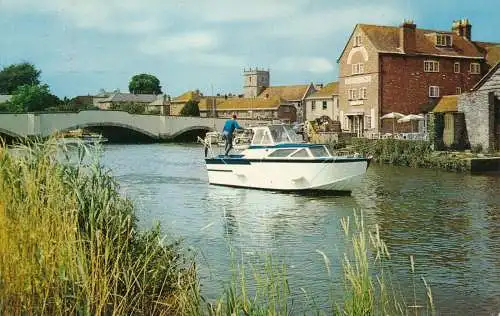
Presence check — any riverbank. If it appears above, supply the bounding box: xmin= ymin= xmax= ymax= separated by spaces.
xmin=342 ymin=138 xmax=500 ymax=173
xmin=0 ymin=140 xmax=436 ymax=315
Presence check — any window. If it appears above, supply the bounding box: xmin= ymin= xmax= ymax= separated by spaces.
xmin=291 ymin=149 xmax=310 ymax=158
xmin=429 ymin=86 xmax=440 ymax=98
xmin=322 ymin=101 xmax=327 ymax=110
xmin=436 ymin=34 xmax=452 ymax=47
xmin=309 ymin=146 xmax=329 ymax=157
xmin=424 ymin=61 xmax=439 ymax=72
xmin=454 ymin=62 xmax=460 ymax=73
xmin=365 ymin=115 xmax=372 ymax=129
xmin=348 ymin=89 xmax=358 ymax=100
xmin=311 ymin=100 xmax=316 ymax=110
xmin=354 ymin=35 xmax=362 ymax=47
xmin=456 ymin=87 xmax=461 ymax=95
xmin=268 ymin=149 xmax=296 ymax=157
xmin=359 ymin=87 xmax=367 ymax=99
xmin=470 ymin=63 xmax=480 ymax=74
xmin=352 ymin=63 xmax=364 ymax=74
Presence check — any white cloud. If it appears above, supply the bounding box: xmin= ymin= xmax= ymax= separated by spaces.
xmin=184 ymin=53 xmax=246 ymax=68
xmin=140 ymin=32 xmax=218 ymax=55
xmin=274 ymin=57 xmax=334 ymax=73
xmin=268 ymin=5 xmax=404 ymax=39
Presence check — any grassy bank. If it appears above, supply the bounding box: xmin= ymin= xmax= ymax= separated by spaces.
xmin=0 ymin=139 xmax=435 ymax=315
xmin=0 ymin=140 xmax=198 ymax=315
xmin=348 ymin=138 xmax=469 ymax=172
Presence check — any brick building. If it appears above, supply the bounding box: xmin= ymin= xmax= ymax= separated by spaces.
xmin=338 ymin=19 xmax=499 ymax=136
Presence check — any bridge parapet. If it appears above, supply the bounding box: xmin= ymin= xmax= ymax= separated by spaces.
xmin=0 ymin=111 xmax=271 ymax=139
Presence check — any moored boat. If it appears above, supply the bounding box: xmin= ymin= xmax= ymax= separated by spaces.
xmin=200 ymin=123 xmax=370 ymax=193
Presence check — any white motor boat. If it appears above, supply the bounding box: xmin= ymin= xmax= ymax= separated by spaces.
xmin=200 ymin=123 xmax=371 ymax=193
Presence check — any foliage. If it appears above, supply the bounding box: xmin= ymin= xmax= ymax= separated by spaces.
xmin=5 ymin=84 xmax=61 ymax=112
xmin=128 ymin=73 xmax=162 ymax=95
xmin=0 ymin=140 xmax=198 ymax=315
xmin=180 ymin=100 xmax=200 ymax=117
xmin=350 ymin=138 xmax=469 ymax=172
xmin=109 ymin=101 xmax=145 ymax=114
xmin=0 ymin=62 xmax=41 ymax=94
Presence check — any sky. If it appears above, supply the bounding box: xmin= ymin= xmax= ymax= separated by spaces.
xmin=0 ymin=0 xmax=498 ymax=98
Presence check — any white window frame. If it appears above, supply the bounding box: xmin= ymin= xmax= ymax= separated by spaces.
xmin=354 ymin=35 xmax=362 ymax=47
xmin=348 ymin=89 xmax=357 ymax=100
xmin=311 ymin=100 xmax=316 ymax=110
xmin=424 ymin=60 xmax=439 ymax=72
xmin=365 ymin=115 xmax=372 ymax=129
xmin=454 ymin=62 xmax=460 ymax=73
xmin=436 ymin=34 xmax=452 ymax=47
xmin=429 ymin=86 xmax=440 ymax=98
xmin=352 ymin=63 xmax=364 ymax=75
xmin=359 ymin=87 xmax=367 ymax=100
xmin=322 ymin=100 xmax=327 ymax=110
xmin=470 ymin=63 xmax=480 ymax=74
xmin=456 ymin=87 xmax=461 ymax=95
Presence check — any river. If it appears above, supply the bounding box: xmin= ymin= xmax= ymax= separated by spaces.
xmin=99 ymin=143 xmax=500 ymax=315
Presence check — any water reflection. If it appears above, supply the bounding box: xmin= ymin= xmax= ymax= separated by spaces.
xmin=99 ymin=144 xmax=500 ymax=315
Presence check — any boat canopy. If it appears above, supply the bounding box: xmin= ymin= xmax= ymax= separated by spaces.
xmin=250 ymin=124 xmax=303 ymax=146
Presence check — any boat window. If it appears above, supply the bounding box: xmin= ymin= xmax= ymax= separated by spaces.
xmin=309 ymin=146 xmax=330 ymax=157
xmin=261 ymin=131 xmax=272 ymax=145
xmin=291 ymin=149 xmax=310 ymax=158
xmin=252 ymin=129 xmax=264 ymax=144
xmin=267 ymin=149 xmax=296 ymax=157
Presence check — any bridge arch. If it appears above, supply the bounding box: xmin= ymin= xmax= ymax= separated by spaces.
xmin=0 ymin=127 xmax=23 ymax=139
xmin=59 ymin=122 xmax=158 ymax=139
xmin=169 ymin=125 xmax=215 ymax=141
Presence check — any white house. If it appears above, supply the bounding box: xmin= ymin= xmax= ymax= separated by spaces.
xmin=305 ymin=82 xmax=339 ymax=122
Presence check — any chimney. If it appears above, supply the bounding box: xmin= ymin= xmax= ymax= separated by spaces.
xmin=452 ymin=19 xmax=472 ymax=40
xmin=399 ymin=19 xmax=416 ymax=53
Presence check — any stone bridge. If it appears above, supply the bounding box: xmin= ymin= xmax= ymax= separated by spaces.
xmin=0 ymin=110 xmax=269 ymax=140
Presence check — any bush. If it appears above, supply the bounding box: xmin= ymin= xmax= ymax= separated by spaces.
xmin=180 ymin=100 xmax=200 ymax=117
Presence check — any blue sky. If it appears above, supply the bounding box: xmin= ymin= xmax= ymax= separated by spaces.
xmin=0 ymin=0 xmax=498 ymax=98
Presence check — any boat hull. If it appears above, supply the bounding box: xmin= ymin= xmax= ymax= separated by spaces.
xmin=205 ymin=158 xmax=368 ymax=192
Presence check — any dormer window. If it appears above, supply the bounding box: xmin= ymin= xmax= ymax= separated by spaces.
xmin=436 ymin=34 xmax=452 ymax=47
xmin=354 ymin=35 xmax=362 ymax=47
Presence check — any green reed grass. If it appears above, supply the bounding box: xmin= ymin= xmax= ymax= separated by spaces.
xmin=0 ymin=138 xmax=198 ymax=315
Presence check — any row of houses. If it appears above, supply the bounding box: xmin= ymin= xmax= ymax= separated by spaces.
xmin=73 ymin=18 xmax=499 ymax=150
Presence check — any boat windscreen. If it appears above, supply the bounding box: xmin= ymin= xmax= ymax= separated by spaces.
xmin=269 ymin=125 xmax=303 ymax=143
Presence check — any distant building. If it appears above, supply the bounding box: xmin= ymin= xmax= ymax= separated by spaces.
xmin=198 ymin=95 xmax=296 ymax=122
xmin=97 ymin=92 xmax=162 ymax=111
xmin=304 ymin=82 xmax=339 ymax=122
xmin=338 ymin=19 xmax=500 ymax=136
xmin=169 ymin=90 xmax=203 ymax=116
xmin=243 ymin=68 xmax=270 ymax=98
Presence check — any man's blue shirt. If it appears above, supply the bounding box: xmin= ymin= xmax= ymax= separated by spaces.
xmin=222 ymin=119 xmax=241 ymax=136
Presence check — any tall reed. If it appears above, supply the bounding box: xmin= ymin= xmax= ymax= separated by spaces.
xmin=0 ymin=139 xmax=198 ymax=315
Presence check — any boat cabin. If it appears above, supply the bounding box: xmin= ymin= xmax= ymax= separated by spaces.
xmin=247 ymin=124 xmax=332 ymax=158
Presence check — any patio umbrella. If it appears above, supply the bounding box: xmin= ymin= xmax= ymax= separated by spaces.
xmin=380 ymin=112 xmax=405 ymax=134
xmin=398 ymin=114 xmax=424 ymax=132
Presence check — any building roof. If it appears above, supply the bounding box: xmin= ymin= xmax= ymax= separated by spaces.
xmin=258 ymin=84 xmax=312 ymax=101
xmin=172 ymin=90 xmax=203 ymax=103
xmin=432 ymin=95 xmax=458 ymax=112
xmin=148 ymin=95 xmax=168 ymax=106
xmin=99 ymin=93 xmax=158 ymax=103
xmin=0 ymin=95 xmax=12 ymax=103
xmin=307 ymin=82 xmax=339 ymax=99
xmin=200 ymin=96 xmax=288 ymax=111
xmin=484 ymin=45 xmax=500 ymax=67
xmin=471 ymin=62 xmax=500 ymax=91
xmin=356 ymin=23 xmax=497 ymax=58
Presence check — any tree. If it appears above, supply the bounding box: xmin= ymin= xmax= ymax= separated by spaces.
xmin=0 ymin=62 xmax=41 ymax=94
xmin=6 ymin=84 xmax=61 ymax=112
xmin=180 ymin=100 xmax=200 ymax=117
xmin=128 ymin=74 xmax=162 ymax=95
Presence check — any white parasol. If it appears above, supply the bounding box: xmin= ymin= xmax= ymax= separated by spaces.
xmin=380 ymin=112 xmax=405 ymax=134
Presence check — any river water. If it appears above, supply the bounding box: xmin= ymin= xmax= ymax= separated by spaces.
xmin=99 ymin=143 xmax=500 ymax=315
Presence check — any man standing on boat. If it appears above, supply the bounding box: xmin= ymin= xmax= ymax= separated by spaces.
xmin=222 ymin=113 xmax=241 ymax=156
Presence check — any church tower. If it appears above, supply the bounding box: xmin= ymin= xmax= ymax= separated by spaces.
xmin=243 ymin=67 xmax=270 ymax=98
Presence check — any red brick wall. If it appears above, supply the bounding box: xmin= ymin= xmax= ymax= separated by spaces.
xmin=380 ymin=54 xmax=485 ymax=115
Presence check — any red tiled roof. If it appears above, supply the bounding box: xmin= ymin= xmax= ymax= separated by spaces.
xmin=308 ymin=82 xmax=339 ymax=98
xmin=258 ymin=84 xmax=311 ymax=101
xmin=359 ymin=24 xmax=497 ymax=58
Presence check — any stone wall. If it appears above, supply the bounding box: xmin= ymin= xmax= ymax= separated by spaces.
xmin=458 ymin=91 xmax=493 ymax=151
